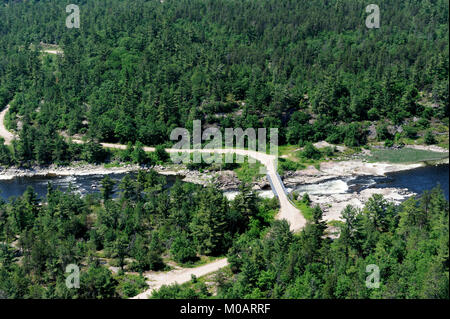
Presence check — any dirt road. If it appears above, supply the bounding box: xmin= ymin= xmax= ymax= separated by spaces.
xmin=132 ymin=258 xmax=229 ymax=299
xmin=42 ymin=49 xmax=64 ymax=55
xmin=0 ymin=105 xmax=15 ymax=145
xmin=162 ymin=148 xmax=306 ymax=232
xmin=70 ymin=141 xmax=306 ymax=232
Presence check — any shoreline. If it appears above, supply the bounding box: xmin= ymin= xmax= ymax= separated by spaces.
xmin=0 ymin=158 xmax=448 ymax=226
xmin=0 ymin=163 xmax=142 ymax=180
xmin=1 ymin=157 xmax=447 ymax=185
xmin=284 ymin=159 xmax=448 ymax=223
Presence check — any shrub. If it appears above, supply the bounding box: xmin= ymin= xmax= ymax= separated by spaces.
xmin=403 ymin=125 xmax=418 ymax=139
xmin=384 ymin=139 xmax=394 ymax=148
xmin=301 ymin=143 xmax=322 ymax=160
xmin=155 ymin=145 xmax=170 ymax=162
xmin=171 ymin=233 xmax=198 ymax=264
xmin=301 ymin=193 xmax=311 ymax=205
xmin=376 ymin=122 xmax=392 ymax=141
xmin=424 ymin=131 xmax=437 ymax=145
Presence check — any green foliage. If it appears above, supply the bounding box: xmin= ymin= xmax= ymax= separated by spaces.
xmin=131 ymin=142 xmax=149 ymax=164
xmin=116 ymin=274 xmax=148 ymax=299
xmin=301 ymin=143 xmax=322 ymax=160
xmin=301 ymin=193 xmax=311 ymax=206
xmin=218 ymin=187 xmax=449 ymax=299
xmin=81 ymin=141 xmax=108 ymax=164
xmin=190 ymin=188 xmax=230 ymax=256
xmin=403 ymin=125 xmax=419 ymax=139
xmin=384 ymin=139 xmax=394 ymax=148
xmin=0 ymin=169 xmax=275 ymax=298
xmin=278 ymin=158 xmax=306 ymax=174
xmin=0 ymin=138 xmax=12 ymax=166
xmin=0 ymin=0 xmax=446 ymax=163
xmin=154 ymin=145 xmax=170 ymax=163
xmin=293 ymin=195 xmax=315 ymax=222
xmin=100 ymin=175 xmax=115 ymax=202
xmin=234 ymin=159 xmax=264 ymax=183
xmin=78 ymin=265 xmax=118 ymax=299
xmin=170 ymin=233 xmax=198 ymax=264
xmin=424 ymin=131 xmax=437 ymax=145
xmin=376 ymin=122 xmax=393 ymax=142
xmin=0 ymin=0 xmax=448 ymax=300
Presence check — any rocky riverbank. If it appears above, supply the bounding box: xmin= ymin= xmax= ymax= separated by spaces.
xmin=282 ymin=160 xmax=425 ymax=187
xmin=1 ymin=158 xmax=445 ymax=226
xmin=281 ymin=159 xmax=446 ymax=223
xmin=0 ymin=161 xmax=267 ymax=191
xmin=0 ymin=163 xmax=142 ymax=180
xmin=304 ymin=187 xmax=416 ymax=222
xmin=153 ymin=164 xmax=270 ymax=191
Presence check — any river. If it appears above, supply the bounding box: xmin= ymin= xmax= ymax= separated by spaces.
xmin=0 ymin=172 xmax=181 ymax=201
xmin=0 ymin=164 xmax=448 ymax=201
xmin=293 ymin=164 xmax=449 ymax=200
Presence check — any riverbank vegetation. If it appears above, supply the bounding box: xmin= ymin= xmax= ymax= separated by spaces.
xmin=0 ymin=170 xmax=277 ymax=298
xmin=292 ymin=193 xmax=315 ymax=222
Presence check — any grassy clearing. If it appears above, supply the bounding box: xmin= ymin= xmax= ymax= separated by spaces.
xmin=296 ymin=201 xmax=314 ymax=221
xmin=327 ymin=220 xmax=344 ymax=228
xmin=234 ymin=159 xmax=264 ymax=183
xmin=278 ymin=144 xmax=301 ymax=160
xmin=104 ymin=161 xmax=125 ymax=168
xmin=366 ymin=147 xmax=448 ymax=163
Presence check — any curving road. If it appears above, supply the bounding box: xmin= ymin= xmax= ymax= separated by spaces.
xmin=70 ymin=139 xmax=306 ymax=232
xmin=1 ymin=103 xmax=306 ymax=299
xmin=131 ymin=258 xmax=229 ymax=299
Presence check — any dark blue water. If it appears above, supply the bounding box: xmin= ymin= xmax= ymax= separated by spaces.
xmin=375 ymin=164 xmax=449 ymax=199
xmin=347 ymin=164 xmax=449 ymax=200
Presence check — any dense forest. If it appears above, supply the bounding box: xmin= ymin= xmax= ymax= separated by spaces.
xmin=0 ymin=0 xmax=448 ymax=300
xmin=0 ymin=171 xmax=447 ymax=299
xmin=0 ymin=0 xmax=448 ymax=166
xmin=153 ymin=186 xmax=449 ymax=299
xmin=0 ymin=171 xmax=277 ymax=298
